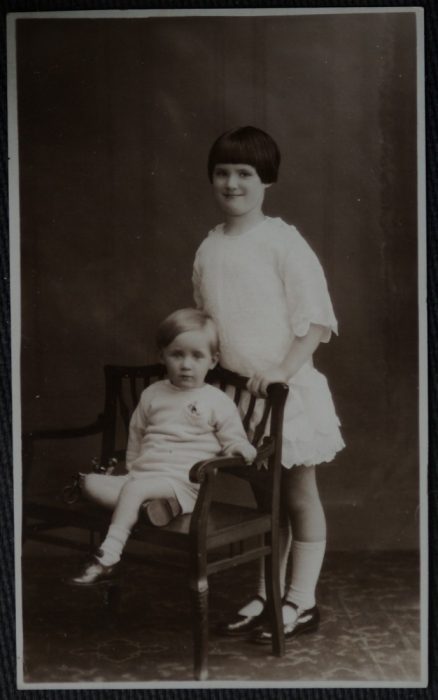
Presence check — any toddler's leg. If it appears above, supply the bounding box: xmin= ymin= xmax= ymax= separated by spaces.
xmin=81 ymin=473 xmax=129 ymax=509
xmin=70 ymin=477 xmax=179 ymax=585
xmin=98 ymin=477 xmax=177 ymax=565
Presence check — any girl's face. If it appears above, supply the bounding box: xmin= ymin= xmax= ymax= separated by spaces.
xmin=212 ymin=163 xmax=270 ymax=220
xmin=161 ymin=330 xmax=218 ymax=389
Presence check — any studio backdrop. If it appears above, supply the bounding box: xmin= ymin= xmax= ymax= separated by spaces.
xmin=16 ymin=12 xmax=420 ymax=551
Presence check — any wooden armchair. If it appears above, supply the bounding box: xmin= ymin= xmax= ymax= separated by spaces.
xmin=23 ymin=364 xmax=289 ymax=680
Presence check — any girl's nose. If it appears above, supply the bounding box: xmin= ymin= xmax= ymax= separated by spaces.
xmin=226 ymin=173 xmax=238 ymax=189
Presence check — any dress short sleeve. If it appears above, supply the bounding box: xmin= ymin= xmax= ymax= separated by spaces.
xmin=281 ymin=228 xmax=338 ymax=342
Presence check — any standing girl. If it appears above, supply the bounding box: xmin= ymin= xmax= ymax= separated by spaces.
xmin=193 ymin=126 xmax=345 ymax=642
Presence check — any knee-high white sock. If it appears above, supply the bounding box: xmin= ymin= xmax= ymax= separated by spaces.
xmin=284 ymin=539 xmax=326 ymax=619
xmin=97 ymin=524 xmax=131 ymax=566
xmin=239 ymin=525 xmax=292 ymax=617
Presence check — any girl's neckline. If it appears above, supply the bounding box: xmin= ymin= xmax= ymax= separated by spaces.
xmin=221 ymin=216 xmax=270 ymax=238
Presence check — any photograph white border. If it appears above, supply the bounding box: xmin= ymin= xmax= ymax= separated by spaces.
xmin=7 ymin=6 xmax=428 ymax=690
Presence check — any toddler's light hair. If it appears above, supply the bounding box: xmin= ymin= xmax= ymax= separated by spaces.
xmin=156 ymin=308 xmax=219 ymax=355
xmin=208 ymin=125 xmax=280 ymax=184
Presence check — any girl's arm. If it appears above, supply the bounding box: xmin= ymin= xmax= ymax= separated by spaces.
xmin=247 ymin=323 xmax=326 ymax=397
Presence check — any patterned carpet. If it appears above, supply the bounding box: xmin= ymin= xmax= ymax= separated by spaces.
xmin=21 ymin=550 xmax=422 ymax=684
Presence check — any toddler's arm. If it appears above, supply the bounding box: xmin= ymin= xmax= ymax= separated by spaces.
xmin=215 ymin=402 xmax=257 ymax=464
xmin=222 ymin=440 xmax=258 ymax=464
xmin=247 ymin=323 xmax=326 ymax=397
xmin=125 ymin=390 xmax=151 ymax=470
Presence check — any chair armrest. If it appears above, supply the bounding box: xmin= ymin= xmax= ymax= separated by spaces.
xmin=23 ymin=414 xmax=105 ymax=443
xmin=189 ymin=436 xmax=275 ymax=484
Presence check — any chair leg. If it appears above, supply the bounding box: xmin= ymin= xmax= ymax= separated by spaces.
xmin=264 ymin=552 xmax=285 ymax=657
xmin=189 ymin=581 xmax=209 ymax=680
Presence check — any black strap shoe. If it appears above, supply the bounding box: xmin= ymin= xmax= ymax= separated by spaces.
xmin=252 ymin=600 xmax=320 ymax=644
xmin=68 ymin=552 xmax=121 ymax=586
xmin=216 ymin=595 xmax=267 ymax=637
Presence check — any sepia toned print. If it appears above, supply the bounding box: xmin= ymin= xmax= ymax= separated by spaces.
xmin=8 ymin=8 xmax=427 ymax=688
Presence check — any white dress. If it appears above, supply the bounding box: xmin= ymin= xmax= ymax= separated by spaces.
xmin=193 ymin=216 xmax=345 ymax=467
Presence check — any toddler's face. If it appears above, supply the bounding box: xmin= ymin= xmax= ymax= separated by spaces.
xmin=212 ymin=163 xmax=270 ymax=219
xmin=161 ymin=330 xmax=218 ymax=389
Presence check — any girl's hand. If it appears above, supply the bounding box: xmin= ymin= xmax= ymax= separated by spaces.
xmin=223 ymin=443 xmax=257 ymax=464
xmin=247 ymin=325 xmax=325 ymax=397
xmin=247 ymin=367 xmax=289 ymax=397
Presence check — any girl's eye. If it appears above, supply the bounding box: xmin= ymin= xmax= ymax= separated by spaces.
xmin=193 ymin=352 xmax=205 ymax=360
xmin=238 ymin=170 xmax=252 ymax=178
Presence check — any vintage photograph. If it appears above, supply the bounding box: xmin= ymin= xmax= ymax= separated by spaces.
xmin=8 ymin=7 xmax=427 ymax=688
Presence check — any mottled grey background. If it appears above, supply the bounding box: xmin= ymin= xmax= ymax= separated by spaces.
xmin=16 ymin=12 xmax=420 ymax=552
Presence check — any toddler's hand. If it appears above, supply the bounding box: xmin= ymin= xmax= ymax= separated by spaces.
xmin=223 ymin=443 xmax=257 ymax=465
xmin=247 ymin=367 xmax=288 ymax=397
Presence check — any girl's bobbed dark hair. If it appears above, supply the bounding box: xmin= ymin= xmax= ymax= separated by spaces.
xmin=207 ymin=126 xmax=280 ymax=184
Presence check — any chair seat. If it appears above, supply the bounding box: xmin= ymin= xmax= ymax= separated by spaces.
xmin=25 ymin=493 xmax=271 ymax=551
xmin=135 ymin=501 xmax=271 ymax=550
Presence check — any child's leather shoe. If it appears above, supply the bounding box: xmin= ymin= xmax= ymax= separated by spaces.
xmin=252 ymin=601 xmax=320 ymax=644
xmin=141 ymin=497 xmax=182 ymax=527
xmin=68 ymin=552 xmax=121 ymax=586
xmin=216 ymin=595 xmax=267 ymax=636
